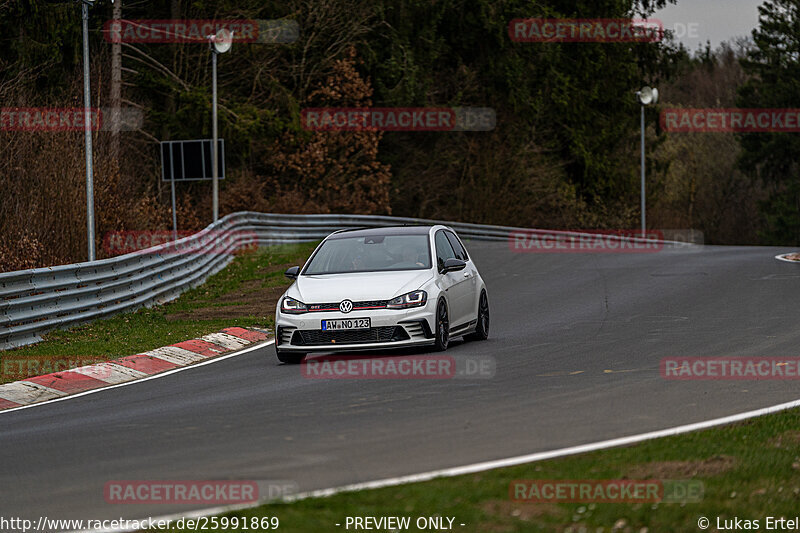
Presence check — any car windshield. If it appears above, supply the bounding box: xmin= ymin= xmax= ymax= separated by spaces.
xmin=304 ymin=233 xmax=431 ymax=275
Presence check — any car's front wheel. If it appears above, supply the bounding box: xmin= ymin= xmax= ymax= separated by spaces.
xmin=466 ymin=290 xmax=489 ymax=341
xmin=276 ymin=349 xmax=306 ymax=365
xmin=433 ymin=299 xmax=449 ymax=351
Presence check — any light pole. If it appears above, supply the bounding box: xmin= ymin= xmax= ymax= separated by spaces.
xmin=636 ymin=86 xmax=658 ymax=235
xmin=79 ymin=0 xmax=102 ymax=261
xmin=207 ymin=28 xmax=233 ymax=222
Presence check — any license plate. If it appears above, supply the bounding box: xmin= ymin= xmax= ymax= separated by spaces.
xmin=322 ymin=318 xmax=371 ymax=331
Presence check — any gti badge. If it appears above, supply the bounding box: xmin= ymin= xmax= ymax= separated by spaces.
xmin=339 ymin=300 xmax=353 ymax=313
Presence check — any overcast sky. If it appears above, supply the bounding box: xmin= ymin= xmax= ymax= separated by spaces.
xmin=654 ymin=0 xmax=764 ymax=51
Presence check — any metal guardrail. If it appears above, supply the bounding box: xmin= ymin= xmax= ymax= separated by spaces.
xmin=0 ymin=212 xmax=679 ymax=350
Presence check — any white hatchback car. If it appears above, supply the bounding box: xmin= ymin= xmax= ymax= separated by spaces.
xmin=274 ymin=225 xmax=489 ymax=364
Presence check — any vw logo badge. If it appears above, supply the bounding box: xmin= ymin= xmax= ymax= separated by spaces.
xmin=339 ymin=300 xmax=353 ymax=313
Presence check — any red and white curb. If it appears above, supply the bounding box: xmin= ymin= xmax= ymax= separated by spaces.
xmin=0 ymin=327 xmax=269 ymax=410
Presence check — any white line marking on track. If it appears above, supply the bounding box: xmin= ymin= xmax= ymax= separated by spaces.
xmin=67 ymin=394 xmax=800 ymax=533
xmin=775 ymin=253 xmax=800 ymax=263
xmin=0 ymin=340 xmax=273 ymax=416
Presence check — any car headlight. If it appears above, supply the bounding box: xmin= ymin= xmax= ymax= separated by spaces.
xmin=387 ymin=290 xmax=427 ymax=309
xmin=281 ymin=297 xmax=308 ymax=314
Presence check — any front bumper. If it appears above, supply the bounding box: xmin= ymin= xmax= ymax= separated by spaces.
xmin=275 ymin=305 xmax=436 ymax=353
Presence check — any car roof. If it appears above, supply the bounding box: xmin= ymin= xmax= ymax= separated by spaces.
xmin=327 ymin=225 xmax=436 ymax=239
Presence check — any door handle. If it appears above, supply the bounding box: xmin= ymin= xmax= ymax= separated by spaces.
xmin=463 ymin=272 xmax=470 ymax=278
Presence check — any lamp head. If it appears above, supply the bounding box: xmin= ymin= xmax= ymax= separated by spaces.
xmin=208 ymin=28 xmax=233 ymax=54
xmin=637 ymin=86 xmax=659 ymax=106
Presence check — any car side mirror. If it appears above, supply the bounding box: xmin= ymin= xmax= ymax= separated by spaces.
xmin=441 ymin=258 xmax=466 ymax=273
xmin=285 ymin=266 xmax=300 ymax=279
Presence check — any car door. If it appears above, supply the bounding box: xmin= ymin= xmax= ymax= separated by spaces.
xmin=434 ymin=230 xmax=472 ymax=326
xmin=445 ymin=230 xmax=480 ymax=321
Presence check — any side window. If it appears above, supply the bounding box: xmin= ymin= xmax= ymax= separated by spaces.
xmin=435 ymin=230 xmax=456 ymax=271
xmin=445 ymin=231 xmax=468 ymax=261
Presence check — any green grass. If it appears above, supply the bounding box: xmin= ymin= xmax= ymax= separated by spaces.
xmin=150 ymin=408 xmax=800 ymax=532
xmin=0 ymin=242 xmax=317 ymax=383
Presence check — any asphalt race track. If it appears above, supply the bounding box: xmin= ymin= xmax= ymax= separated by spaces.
xmin=3 ymin=242 xmax=800 ymax=526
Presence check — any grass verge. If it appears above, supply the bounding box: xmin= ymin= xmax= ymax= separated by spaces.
xmin=153 ymin=408 xmax=800 ymax=532
xmin=0 ymin=242 xmax=317 ymax=384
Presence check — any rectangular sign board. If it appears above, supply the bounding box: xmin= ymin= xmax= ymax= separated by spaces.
xmin=160 ymin=139 xmax=225 ymax=181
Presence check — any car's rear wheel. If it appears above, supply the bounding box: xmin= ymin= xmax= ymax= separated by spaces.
xmin=466 ymin=290 xmax=489 ymax=341
xmin=433 ymin=299 xmax=449 ymax=351
xmin=276 ymin=349 xmax=306 ymax=364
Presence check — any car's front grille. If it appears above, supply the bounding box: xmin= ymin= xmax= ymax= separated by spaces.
xmin=292 ymin=327 xmax=409 ymax=346
xmin=306 ymin=300 xmax=389 ymax=312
